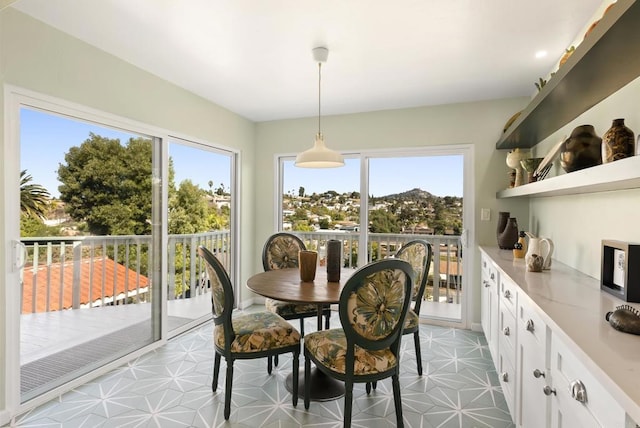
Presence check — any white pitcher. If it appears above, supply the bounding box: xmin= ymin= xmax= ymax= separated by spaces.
xmin=525 ymin=232 xmax=554 ymax=270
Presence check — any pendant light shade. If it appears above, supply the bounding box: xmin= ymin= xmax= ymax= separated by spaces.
xmin=295 ymin=47 xmax=345 ymax=168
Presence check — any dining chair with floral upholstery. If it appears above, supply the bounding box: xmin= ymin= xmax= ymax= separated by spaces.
xmin=395 ymin=239 xmax=433 ymax=376
xmin=263 ymin=232 xmax=331 ymax=368
xmin=197 ymin=246 xmax=301 ymax=420
xmin=303 ymin=258 xmax=414 ymax=428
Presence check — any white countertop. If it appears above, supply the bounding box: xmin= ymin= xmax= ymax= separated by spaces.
xmin=480 ymin=246 xmax=640 ymax=424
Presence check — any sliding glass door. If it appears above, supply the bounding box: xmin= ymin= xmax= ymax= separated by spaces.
xmin=5 ymin=89 xmax=239 ymax=411
xmin=18 ymin=106 xmax=163 ymax=402
xmin=166 ymin=138 xmax=235 ymax=335
xmin=278 ymin=148 xmax=470 ymax=325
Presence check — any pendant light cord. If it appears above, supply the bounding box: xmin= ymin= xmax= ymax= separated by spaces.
xmin=318 ymin=62 xmax=322 ymax=135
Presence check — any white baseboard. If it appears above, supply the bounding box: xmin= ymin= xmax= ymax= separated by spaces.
xmin=470 ymin=322 xmax=483 ymax=332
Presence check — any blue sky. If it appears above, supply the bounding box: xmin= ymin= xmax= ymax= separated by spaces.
xmin=21 ymin=107 xmax=462 ymax=199
xmin=20 ymin=108 xmax=231 ymax=197
xmin=283 ymin=156 xmax=463 ymax=197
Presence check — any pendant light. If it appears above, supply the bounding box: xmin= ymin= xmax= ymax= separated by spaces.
xmin=295 ymin=47 xmax=345 ymax=168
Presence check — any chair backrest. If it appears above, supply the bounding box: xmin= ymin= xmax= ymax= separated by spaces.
xmin=198 ymin=246 xmax=235 ymax=346
xmin=262 ymin=232 xmax=307 ymax=271
xmin=338 ymin=259 xmax=414 ymax=357
xmin=395 ymin=240 xmax=432 ymax=315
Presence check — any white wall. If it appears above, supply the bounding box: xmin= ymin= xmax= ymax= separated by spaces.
xmin=254 ymin=97 xmax=531 ymax=327
xmin=528 ymin=76 xmax=640 ymax=279
xmin=0 ymin=8 xmax=256 ymax=421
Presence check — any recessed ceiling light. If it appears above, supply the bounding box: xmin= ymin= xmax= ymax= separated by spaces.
xmin=535 ymin=50 xmax=548 ymax=59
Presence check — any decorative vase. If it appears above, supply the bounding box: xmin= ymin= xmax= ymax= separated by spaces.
xmin=299 ymin=250 xmax=318 ymax=282
xmin=496 ymin=212 xmax=510 ymax=247
xmin=326 ymin=240 xmax=342 ymax=282
xmin=513 ymin=231 xmax=527 ymax=259
xmin=560 ymin=125 xmax=602 ymax=172
xmin=506 ymin=149 xmax=528 ymax=187
xmin=602 ymin=118 xmax=635 ymax=163
xmin=498 ymin=217 xmax=519 ymax=250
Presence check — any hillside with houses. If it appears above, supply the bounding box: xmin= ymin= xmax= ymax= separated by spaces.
xmin=282 ymin=187 xmax=462 ymax=235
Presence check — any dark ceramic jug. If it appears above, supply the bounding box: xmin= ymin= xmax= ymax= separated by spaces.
xmin=498 ymin=217 xmax=519 ymax=250
xmin=560 ymin=125 xmax=602 ymax=173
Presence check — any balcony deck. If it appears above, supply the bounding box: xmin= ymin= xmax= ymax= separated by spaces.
xmin=20 ymin=294 xmax=212 ymax=399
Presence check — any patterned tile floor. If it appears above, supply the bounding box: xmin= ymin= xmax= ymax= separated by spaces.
xmin=8 ymin=310 xmax=514 ymax=428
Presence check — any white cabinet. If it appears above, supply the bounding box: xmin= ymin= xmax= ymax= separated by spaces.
xmin=479 ymin=248 xmax=632 ymax=428
xmin=480 ymin=254 xmax=499 ymax=361
xmin=517 ymin=296 xmax=549 ymax=428
xmin=549 ymin=335 xmax=625 ymax=428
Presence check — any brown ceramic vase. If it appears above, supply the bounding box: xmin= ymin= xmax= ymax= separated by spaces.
xmin=602 ymin=118 xmax=635 ymax=163
xmin=560 ymin=125 xmax=602 ymax=173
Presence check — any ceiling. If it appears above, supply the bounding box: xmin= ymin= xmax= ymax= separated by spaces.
xmin=11 ymin=0 xmax=604 ymax=122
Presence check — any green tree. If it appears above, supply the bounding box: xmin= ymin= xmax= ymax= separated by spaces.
xmin=168 ymin=180 xmax=209 ymax=234
xmin=20 ymin=170 xmax=51 ymax=219
xmin=368 ymin=209 xmax=400 ymax=233
xmin=57 ymin=133 xmax=153 ymax=235
xmin=298 ymin=186 xmax=305 ymax=197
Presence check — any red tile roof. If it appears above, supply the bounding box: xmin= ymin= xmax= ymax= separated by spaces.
xmin=21 ymin=258 xmax=149 ymax=314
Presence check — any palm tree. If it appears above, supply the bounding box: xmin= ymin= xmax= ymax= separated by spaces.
xmin=20 ymin=170 xmax=51 ymax=219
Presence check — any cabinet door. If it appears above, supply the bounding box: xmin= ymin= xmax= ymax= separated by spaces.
xmin=480 ymin=254 xmax=498 ymax=359
xmin=517 ymin=299 xmax=549 ymax=428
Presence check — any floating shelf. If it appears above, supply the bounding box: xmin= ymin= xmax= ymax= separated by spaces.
xmin=496 ymin=156 xmax=640 ymax=198
xmin=496 ymin=0 xmax=640 ymax=150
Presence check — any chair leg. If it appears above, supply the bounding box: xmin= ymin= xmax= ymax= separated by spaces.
xmin=414 ymin=331 xmax=423 ymax=376
xmin=372 ymin=380 xmax=377 ymax=390
xmin=344 ymin=380 xmax=353 ymax=428
xmin=324 ymin=310 xmax=330 ymax=329
xmin=224 ymin=359 xmax=234 ymax=420
xmin=365 ymin=382 xmax=371 ymax=394
xmin=292 ymin=351 xmax=299 ymax=407
xmin=299 ymin=318 xmax=305 ymax=337
xmin=392 ymin=373 xmax=404 ymax=428
xmin=274 ymin=354 xmax=279 ymax=366
xmin=267 ymin=355 xmax=273 ymax=375
xmin=212 ymin=352 xmax=221 ymax=391
xmin=304 ymin=350 xmax=311 ymax=410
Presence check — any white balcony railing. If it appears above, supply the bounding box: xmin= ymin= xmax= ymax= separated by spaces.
xmin=20 ymin=231 xmax=461 ymax=314
xmin=20 ymin=231 xmax=231 ymax=314
xmin=295 ymin=231 xmax=463 ymax=305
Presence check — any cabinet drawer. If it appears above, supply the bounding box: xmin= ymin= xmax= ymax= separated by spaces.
xmin=518 ymin=297 xmax=547 ymax=351
xmin=481 ymin=254 xmax=498 ymax=287
xmin=550 ymin=335 xmax=625 ymax=428
xmin=499 ymin=276 xmax=517 ymax=316
xmin=499 ymin=304 xmax=516 ymax=357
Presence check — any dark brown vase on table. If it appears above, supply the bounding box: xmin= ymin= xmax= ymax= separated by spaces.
xmin=560 ymin=125 xmax=603 ymax=173
xmin=326 ymin=240 xmax=342 ymax=282
xmin=602 ymin=118 xmax=635 ymax=163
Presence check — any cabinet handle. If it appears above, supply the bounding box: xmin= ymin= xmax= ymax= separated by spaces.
xmin=526 ymin=319 xmax=535 ymax=332
xmin=543 ymin=386 xmax=556 ymax=396
xmin=501 ymin=372 xmax=509 ymax=382
xmin=490 ymin=272 xmax=495 ymax=280
xmin=503 ymin=326 xmax=510 ymax=336
xmin=533 ymin=369 xmax=545 ymax=378
xmin=569 ymin=380 xmax=587 ymax=403
xmin=503 ymin=289 xmax=511 ymax=299
xmin=483 ymin=280 xmax=490 ymax=288
xmin=483 ymin=261 xmax=487 ymax=268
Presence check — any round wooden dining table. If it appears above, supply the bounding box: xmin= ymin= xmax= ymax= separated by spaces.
xmin=247 ymin=267 xmax=354 ymax=401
